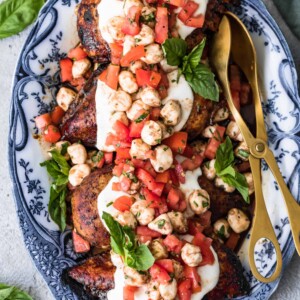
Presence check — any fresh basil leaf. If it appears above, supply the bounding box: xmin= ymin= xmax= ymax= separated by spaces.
xmin=183 ymin=38 xmax=206 ymax=72
xmin=40 ymin=160 xmax=61 ymax=178
xmin=126 ymin=245 xmax=155 ymax=271
xmin=48 ymin=186 xmax=67 ymax=231
xmin=222 ymin=172 xmax=250 ymax=203
xmin=102 ymin=212 xmax=125 ymax=256
xmin=0 ymin=0 xmax=45 ymax=39
xmin=55 ymin=175 xmax=69 ymax=186
xmin=50 ymin=150 xmax=70 ymax=176
xmin=215 ymin=136 xmax=235 ymax=173
xmin=162 ymin=38 xmax=187 ymax=66
xmin=123 ymin=226 xmax=136 ymax=251
xmin=218 ymin=165 xmax=236 ymax=177
xmin=185 ymin=64 xmax=219 ymax=102
xmin=0 ymin=283 xmax=33 ymax=300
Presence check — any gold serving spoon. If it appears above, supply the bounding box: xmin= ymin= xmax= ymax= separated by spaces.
xmin=209 ymin=13 xmax=300 ymax=283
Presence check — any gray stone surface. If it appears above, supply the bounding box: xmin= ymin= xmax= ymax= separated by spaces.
xmin=0 ymin=1 xmax=298 ymax=299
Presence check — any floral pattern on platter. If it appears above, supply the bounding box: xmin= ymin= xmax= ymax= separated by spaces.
xmin=8 ymin=0 xmax=300 ymax=299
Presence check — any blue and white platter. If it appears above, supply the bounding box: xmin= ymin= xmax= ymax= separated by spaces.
xmin=8 ymin=0 xmax=300 ymax=299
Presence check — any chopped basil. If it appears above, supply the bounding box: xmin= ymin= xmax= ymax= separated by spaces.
xmin=157 ymin=219 xmax=166 ymax=229
xmin=135 ymin=112 xmax=149 ymax=123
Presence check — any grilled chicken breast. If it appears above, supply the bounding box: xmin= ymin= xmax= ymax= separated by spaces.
xmin=71 ymin=166 xmax=113 ymax=249
xmin=68 ymin=252 xmax=115 ymax=298
xmin=77 ymin=0 xmax=110 ymax=63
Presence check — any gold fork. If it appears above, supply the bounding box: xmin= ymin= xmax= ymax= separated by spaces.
xmin=210 ymin=13 xmax=300 ymax=282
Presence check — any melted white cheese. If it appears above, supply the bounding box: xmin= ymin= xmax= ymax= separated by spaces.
xmin=95 ymin=80 xmax=117 ymax=152
xmin=97 ymin=0 xmax=124 ymax=44
xmin=176 ymin=0 xmax=209 ymax=39
xmin=163 ymin=70 xmax=194 ymax=133
xmin=97 ymin=171 xmax=220 ymax=299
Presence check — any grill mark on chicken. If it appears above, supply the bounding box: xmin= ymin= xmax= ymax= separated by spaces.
xmin=60 ymin=64 xmax=108 ymax=146
xmin=71 ymin=166 xmax=113 ymax=249
xmin=204 ymin=241 xmax=250 ymax=299
xmin=66 ymin=252 xmax=115 ymax=299
xmin=77 ymin=0 xmax=111 ymax=63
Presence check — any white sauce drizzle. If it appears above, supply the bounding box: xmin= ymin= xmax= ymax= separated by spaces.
xmin=175 ymin=0 xmax=209 ymax=40
xmin=163 ymin=70 xmax=194 ymax=132
xmin=95 ymin=80 xmax=117 ymax=152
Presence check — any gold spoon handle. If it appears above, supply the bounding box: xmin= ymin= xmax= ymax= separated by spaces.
xmin=248 ymin=156 xmax=282 ymax=283
xmin=264 ymin=148 xmax=300 ymax=255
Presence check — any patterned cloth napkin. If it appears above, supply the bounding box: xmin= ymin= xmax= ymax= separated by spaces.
xmin=273 ymin=0 xmax=300 ymax=40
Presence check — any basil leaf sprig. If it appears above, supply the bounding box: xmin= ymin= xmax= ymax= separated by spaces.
xmin=0 ymin=0 xmax=45 ymax=39
xmin=162 ymin=38 xmax=219 ymax=102
xmin=0 ymin=283 xmax=33 ymax=300
xmin=102 ymin=212 xmax=155 ymax=271
xmin=215 ymin=137 xmax=250 ymax=203
xmin=40 ymin=148 xmax=71 ymax=231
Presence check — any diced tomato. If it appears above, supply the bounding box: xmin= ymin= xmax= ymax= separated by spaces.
xmin=157 ymin=69 xmax=169 ymax=98
xmin=123 ymin=285 xmax=138 ymax=300
xmin=188 ymin=219 xmax=204 ymax=235
xmin=115 ymin=148 xmax=131 ymax=164
xmin=106 ymin=64 xmax=120 ymax=90
xmin=184 ymin=266 xmax=201 ymax=293
xmin=163 ymin=132 xmax=188 ymax=154
xmin=129 ymin=109 xmax=150 ymax=138
xmin=226 ymin=232 xmax=240 ymax=250
xmin=122 ymin=6 xmax=142 ymax=36
xmin=113 ymin=196 xmax=134 ymax=212
xmin=178 ymin=1 xmax=199 ymax=23
xmin=138 ymin=235 xmax=152 ymax=244
xmin=185 ymin=15 xmax=205 ymax=28
xmin=119 ymin=175 xmax=132 ymax=192
xmin=158 ymin=197 xmax=169 ymax=214
xmin=169 ymin=169 xmax=179 ymax=187
xmin=43 ymin=125 xmax=61 ymax=143
xmin=156 ymin=170 xmax=171 ymax=183
xmin=163 ymin=235 xmax=183 ymax=254
xmin=51 ymin=106 xmax=65 ymax=125
xmin=181 ymin=154 xmax=204 ymax=171
xmin=109 ymin=43 xmax=123 ymax=65
xmin=104 ymin=152 xmax=114 ymax=164
xmin=70 ymin=77 xmax=86 ymax=91
xmin=174 ymin=161 xmax=185 ymax=184
xmin=136 ymin=69 xmax=151 ymax=87
xmin=144 ymin=161 xmax=157 ymax=178
xmin=163 ymin=0 xmax=185 ymax=7
xmin=204 ymin=125 xmax=226 ymax=159
xmin=149 ymin=71 xmax=162 ymax=88
xmin=137 ymin=226 xmax=162 ymax=238
xmin=112 ymin=182 xmax=121 ymax=191
xmin=167 ymin=187 xmax=183 ymax=210
xmin=150 ymin=264 xmax=171 ymax=284
xmin=72 ymin=230 xmax=90 ymax=253
xmin=155 ymin=7 xmax=168 ymax=44
xmin=131 ymin=159 xmax=146 ymax=168
xmin=68 ymin=46 xmax=88 ymax=60
xmin=182 ymin=145 xmax=194 ymax=158
xmin=60 ymin=58 xmax=73 ymax=82
xmin=113 ymin=163 xmax=125 ymax=176
xmin=105 ymin=133 xmax=131 ymax=148
xmin=99 ymin=69 xmax=108 ymax=82
xmin=141 ymin=187 xmax=160 ymax=208
xmin=178 ymin=278 xmax=192 ymax=300
xmin=193 ymin=232 xmax=215 ymax=266
xmin=136 ymin=168 xmax=164 ymax=196
xmin=120 ymin=45 xmax=145 ymax=67
xmin=35 ymin=113 xmax=52 ymax=129
xmin=156 ymin=259 xmax=174 ymax=273
xmin=113 ymin=121 xmax=130 ymax=141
